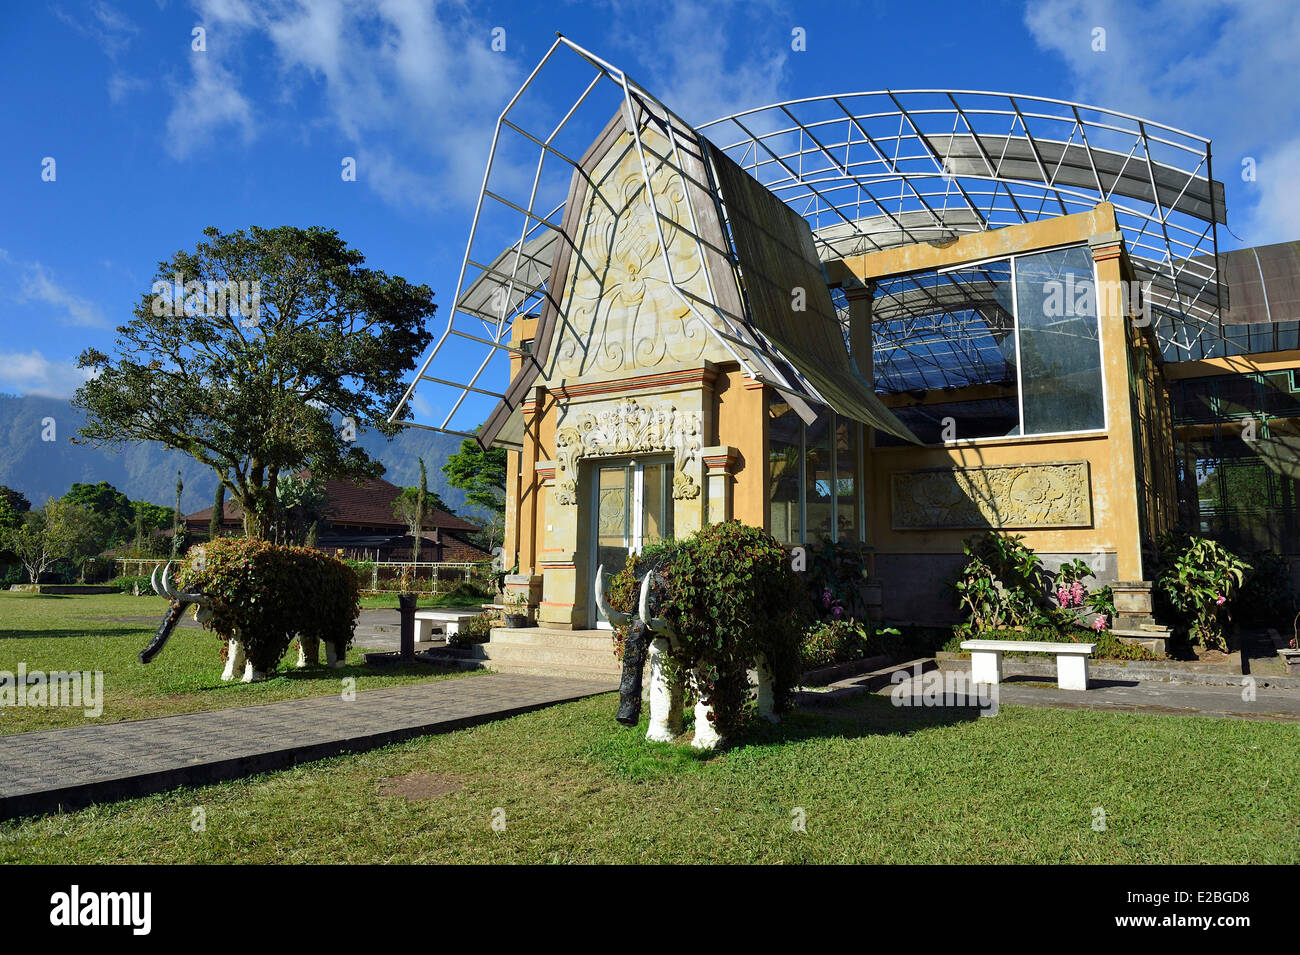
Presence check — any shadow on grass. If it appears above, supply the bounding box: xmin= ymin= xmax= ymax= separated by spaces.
xmin=587 ymin=693 xmax=983 ymax=780
xmin=0 ymin=627 xmax=153 ymax=640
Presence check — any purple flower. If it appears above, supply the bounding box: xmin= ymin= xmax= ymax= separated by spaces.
xmin=822 ymin=588 xmax=832 ymax=609
xmin=832 ymin=605 xmax=843 ymax=619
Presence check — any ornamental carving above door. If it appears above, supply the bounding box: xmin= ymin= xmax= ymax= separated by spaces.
xmin=553 ymin=398 xmax=702 ymax=505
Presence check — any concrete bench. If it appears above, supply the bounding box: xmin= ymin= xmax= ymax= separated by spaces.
xmin=413 ymin=611 xmax=478 ymax=644
xmin=960 ymin=639 xmax=1096 ymax=691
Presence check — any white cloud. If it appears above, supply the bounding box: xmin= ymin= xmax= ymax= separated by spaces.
xmin=164 ymin=54 xmax=255 ymax=159
xmin=1023 ymin=0 xmax=1300 ymax=246
xmin=604 ymin=0 xmax=790 ymax=126
xmin=18 ymin=265 xmax=109 ymax=328
xmin=53 ymin=1 xmax=139 ymax=59
xmin=164 ymin=0 xmax=520 ymax=208
xmin=108 ymin=71 xmax=149 ymax=104
xmin=0 ymin=351 xmax=93 ymax=399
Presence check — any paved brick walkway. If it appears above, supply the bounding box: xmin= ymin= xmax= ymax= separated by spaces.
xmin=0 ymin=672 xmax=615 ymax=819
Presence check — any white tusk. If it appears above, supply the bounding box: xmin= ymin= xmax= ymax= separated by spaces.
xmin=594 ymin=564 xmax=632 ymax=626
xmin=638 ymin=569 xmax=675 ymax=639
xmin=150 ymin=565 xmax=165 ymax=597
xmin=162 ymin=561 xmax=207 ymax=604
xmin=161 ymin=562 xmax=178 ymax=599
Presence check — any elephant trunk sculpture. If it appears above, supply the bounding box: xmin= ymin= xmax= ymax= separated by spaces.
xmin=594 ymin=564 xmax=650 ymax=726
xmin=139 ymin=562 xmax=211 ymax=664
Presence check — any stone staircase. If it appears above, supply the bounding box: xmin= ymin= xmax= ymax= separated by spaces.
xmin=465 ymin=627 xmax=622 ymax=683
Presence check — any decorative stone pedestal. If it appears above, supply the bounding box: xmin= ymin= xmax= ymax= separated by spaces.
xmin=1109 ymin=581 xmax=1171 ymax=656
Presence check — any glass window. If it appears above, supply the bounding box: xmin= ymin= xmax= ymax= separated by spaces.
xmin=767 ymin=401 xmax=802 ymax=544
xmin=1013 ymin=246 xmax=1105 ymax=434
xmin=805 ymin=414 xmax=833 ymax=544
xmin=835 ymin=417 xmax=859 ymax=541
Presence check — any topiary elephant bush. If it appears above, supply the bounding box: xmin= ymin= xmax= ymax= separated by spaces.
xmin=139 ymin=537 xmax=360 ymax=682
xmin=597 ymin=521 xmax=810 ymax=748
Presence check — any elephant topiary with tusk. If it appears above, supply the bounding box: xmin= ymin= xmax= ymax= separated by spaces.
xmin=140 ymin=537 xmax=361 ymax=683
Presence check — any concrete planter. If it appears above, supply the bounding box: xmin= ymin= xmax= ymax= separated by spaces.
xmin=1111 ymin=581 xmax=1155 ymax=615
xmin=1280 ymin=649 xmax=1300 ymax=676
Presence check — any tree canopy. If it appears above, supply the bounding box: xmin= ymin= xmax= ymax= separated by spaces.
xmin=73 ymin=225 xmax=435 ymax=539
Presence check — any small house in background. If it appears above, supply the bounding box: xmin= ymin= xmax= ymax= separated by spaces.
xmin=185 ymin=473 xmax=489 ymax=563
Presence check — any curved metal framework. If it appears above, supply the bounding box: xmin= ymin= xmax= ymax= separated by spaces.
xmin=697 ymin=91 xmax=1226 ymax=361
xmin=390 ymin=39 xmax=1230 ymax=441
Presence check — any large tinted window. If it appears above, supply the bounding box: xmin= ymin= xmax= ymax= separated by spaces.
xmin=1014 ymin=246 xmax=1105 ymax=434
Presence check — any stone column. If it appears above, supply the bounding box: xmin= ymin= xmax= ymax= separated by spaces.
xmin=535 ymin=460 xmax=580 ymax=629
xmin=701 ymin=446 xmax=739 ymax=524
xmin=844 ymin=277 xmax=875 ymax=383
xmin=1089 ymin=230 xmax=1145 ymax=582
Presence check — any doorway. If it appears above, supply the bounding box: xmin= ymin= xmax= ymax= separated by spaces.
xmin=590 ymin=457 xmax=674 ymax=628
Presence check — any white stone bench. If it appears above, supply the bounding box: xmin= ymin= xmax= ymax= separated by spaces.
xmin=960 ymin=639 xmax=1096 ymax=691
xmin=414 ymin=611 xmax=478 ymax=644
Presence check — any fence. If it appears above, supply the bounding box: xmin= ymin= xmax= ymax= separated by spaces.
xmin=114 ymin=558 xmax=493 ymax=595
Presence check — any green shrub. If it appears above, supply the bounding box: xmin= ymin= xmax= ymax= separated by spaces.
xmin=951 ymin=532 xmax=1051 ymax=633
xmin=448 ymin=611 xmax=495 ymax=647
xmin=178 ymin=537 xmax=360 ymax=674
xmin=1154 ymin=532 xmax=1251 ymax=651
xmin=804 ymin=539 xmax=875 ymax=620
xmin=653 ymin=522 xmax=811 ymax=734
xmin=800 ymin=618 xmax=899 ymax=670
xmin=941 ymin=625 xmax=1159 ymax=661
xmin=109 ymin=574 xmax=152 ymax=594
xmin=441 ymin=579 xmax=492 ymax=602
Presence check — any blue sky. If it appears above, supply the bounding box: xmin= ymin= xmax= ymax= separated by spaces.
xmin=2 ymin=0 xmax=1298 ymax=407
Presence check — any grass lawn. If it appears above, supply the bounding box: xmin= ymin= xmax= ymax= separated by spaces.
xmin=2 ymin=692 xmax=1295 ymax=864
xmin=0 ymin=592 xmax=477 ymax=735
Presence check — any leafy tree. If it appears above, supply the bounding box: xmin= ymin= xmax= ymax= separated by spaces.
xmin=1 ymin=512 xmax=54 ymax=583
xmin=444 ymin=437 xmax=506 ymax=510
xmin=61 ymin=481 xmax=133 ymax=545
xmin=210 ymin=477 xmax=226 ymax=541
xmin=393 ymin=457 xmax=454 ymax=565
xmin=0 ymin=487 xmax=31 ymax=530
xmin=73 ymin=225 xmax=436 ymax=539
xmin=0 ymin=500 xmax=110 ymax=583
xmin=132 ymin=500 xmax=175 ymax=533
xmin=444 ymin=437 xmax=507 ymax=551
xmin=273 ymin=472 xmax=328 ymax=545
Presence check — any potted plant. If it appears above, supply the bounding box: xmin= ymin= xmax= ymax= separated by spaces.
xmin=504 ymin=589 xmax=530 ymax=628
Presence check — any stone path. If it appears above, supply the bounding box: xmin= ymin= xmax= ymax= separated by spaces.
xmin=0 ymin=672 xmax=614 ymax=820
xmin=875 ymin=671 xmax=1300 ymax=721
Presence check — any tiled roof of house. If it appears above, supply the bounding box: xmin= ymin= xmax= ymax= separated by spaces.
xmin=184 ymin=473 xmax=480 ymax=534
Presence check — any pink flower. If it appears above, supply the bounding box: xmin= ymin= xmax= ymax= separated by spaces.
xmin=1215 ymin=594 xmax=1226 ymax=606
xmin=1092 ymin=614 xmax=1108 ymax=631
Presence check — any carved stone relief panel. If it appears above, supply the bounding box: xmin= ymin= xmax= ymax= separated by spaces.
xmin=891 ymin=461 xmax=1093 ymax=529
xmin=546 ymin=122 xmax=734 ymax=384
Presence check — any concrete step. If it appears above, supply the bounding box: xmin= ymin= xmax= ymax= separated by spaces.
xmin=489 ymin=628 xmax=615 ymax=651
xmin=474 ymin=642 xmax=622 ymax=671
xmin=479 ymin=660 xmax=621 ymax=684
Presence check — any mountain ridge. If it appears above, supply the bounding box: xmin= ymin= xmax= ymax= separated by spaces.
xmin=0 ymin=393 xmax=487 ymax=523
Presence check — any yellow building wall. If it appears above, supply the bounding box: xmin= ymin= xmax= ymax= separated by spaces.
xmin=713 ymin=367 xmax=767 ymax=527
